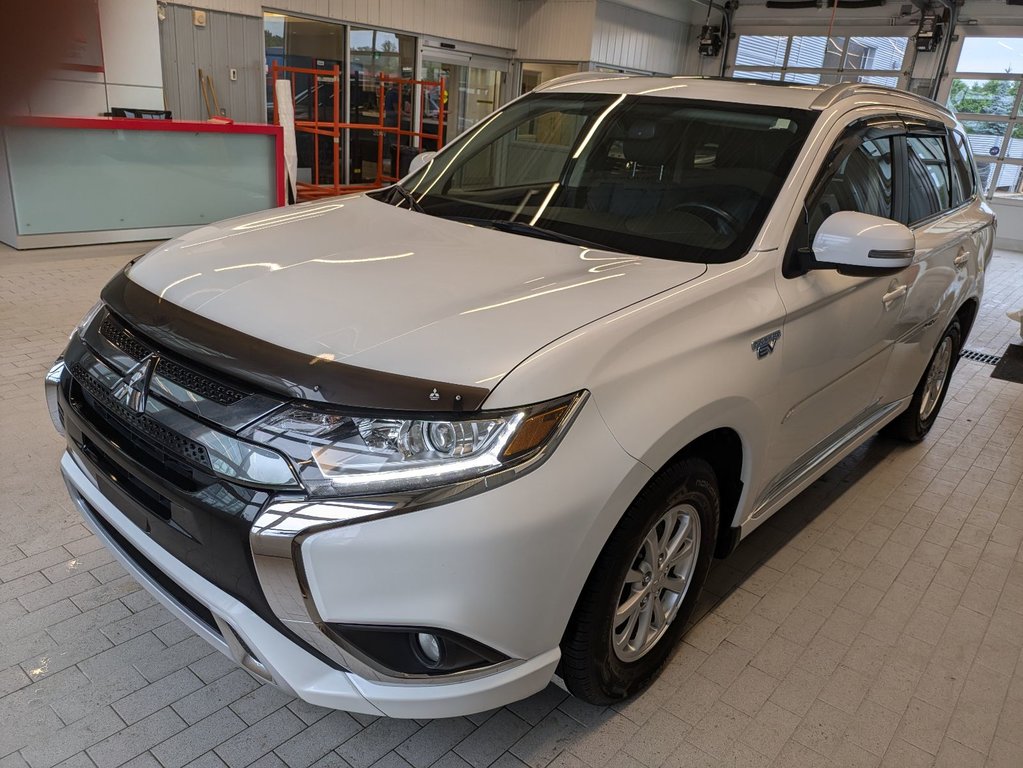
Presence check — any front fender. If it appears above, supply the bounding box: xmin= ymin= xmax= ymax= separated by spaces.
xmin=487 ymin=254 xmax=787 ymax=532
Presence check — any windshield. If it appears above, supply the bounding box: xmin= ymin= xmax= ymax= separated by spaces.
xmin=386 ymin=93 xmax=816 ymax=263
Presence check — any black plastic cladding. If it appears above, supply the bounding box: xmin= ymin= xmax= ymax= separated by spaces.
xmin=101 ymin=269 xmax=490 ymax=411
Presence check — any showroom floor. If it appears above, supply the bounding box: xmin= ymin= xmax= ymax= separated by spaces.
xmin=1 ymin=242 xmax=1021 ymax=768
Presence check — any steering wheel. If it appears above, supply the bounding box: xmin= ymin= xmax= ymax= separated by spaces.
xmin=671 ymin=202 xmax=741 ymax=238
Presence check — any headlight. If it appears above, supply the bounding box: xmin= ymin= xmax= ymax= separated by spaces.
xmin=71 ymin=301 xmax=103 ymax=340
xmin=243 ymin=392 xmax=585 ymax=497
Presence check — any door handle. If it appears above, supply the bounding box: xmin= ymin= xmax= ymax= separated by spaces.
xmin=954 ymin=248 xmax=969 ymax=269
xmin=882 ymin=284 xmax=907 ymax=307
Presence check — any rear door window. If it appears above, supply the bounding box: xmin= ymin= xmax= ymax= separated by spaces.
xmin=906 ymin=135 xmax=953 ymax=223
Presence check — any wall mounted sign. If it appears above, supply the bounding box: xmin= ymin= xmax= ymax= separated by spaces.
xmin=61 ymin=0 xmax=104 ymax=73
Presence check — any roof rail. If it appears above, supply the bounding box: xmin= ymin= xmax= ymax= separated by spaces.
xmin=533 ymin=71 xmax=635 ymax=92
xmin=809 ymin=82 xmax=954 ymax=117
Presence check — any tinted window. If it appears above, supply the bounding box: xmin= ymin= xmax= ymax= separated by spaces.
xmin=397 ymin=94 xmax=816 ymax=264
xmin=950 ymin=130 xmax=976 ymax=204
xmin=809 ymin=136 xmax=893 ymax=240
xmin=906 ymin=135 xmax=952 ymax=222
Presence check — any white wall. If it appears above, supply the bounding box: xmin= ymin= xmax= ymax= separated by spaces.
xmin=611 ymin=0 xmax=697 ymax=24
xmin=176 ymin=0 xmax=519 ymax=50
xmin=28 ymin=0 xmax=164 ymax=116
xmin=27 ymin=73 xmax=109 ymax=117
xmin=591 ymin=1 xmax=687 ymax=74
xmin=517 ymin=0 xmax=597 ymax=62
xmin=100 ymin=0 xmax=165 ymax=109
xmin=991 ymin=201 xmax=1023 ymax=252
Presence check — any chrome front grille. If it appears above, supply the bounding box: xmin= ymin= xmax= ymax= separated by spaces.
xmin=69 ymin=361 xmax=213 ymax=469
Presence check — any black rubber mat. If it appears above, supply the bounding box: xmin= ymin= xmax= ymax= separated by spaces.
xmin=991 ymin=344 xmax=1023 ymax=384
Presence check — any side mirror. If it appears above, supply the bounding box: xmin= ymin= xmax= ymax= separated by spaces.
xmin=408 ymin=151 xmax=436 ymax=176
xmin=808 ymin=211 xmax=915 ymax=275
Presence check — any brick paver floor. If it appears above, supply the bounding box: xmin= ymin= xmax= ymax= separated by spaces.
xmin=2 ymin=241 xmax=1021 ymax=768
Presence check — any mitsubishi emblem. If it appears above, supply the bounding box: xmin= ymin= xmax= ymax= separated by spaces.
xmin=428 ymin=388 xmax=441 ymax=402
xmin=111 ymin=354 xmax=159 ymax=414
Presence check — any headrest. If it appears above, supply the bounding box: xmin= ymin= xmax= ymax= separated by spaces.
xmin=627 ymin=121 xmax=658 ymax=140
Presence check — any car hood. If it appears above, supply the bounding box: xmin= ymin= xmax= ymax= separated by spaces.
xmin=125 ymin=195 xmax=705 ymax=403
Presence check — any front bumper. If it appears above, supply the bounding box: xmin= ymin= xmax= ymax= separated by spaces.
xmin=59 ymin=391 xmax=651 ymax=717
xmin=63 ymin=452 xmax=567 ymax=716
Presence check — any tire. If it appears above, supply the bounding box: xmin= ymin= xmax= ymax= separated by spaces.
xmin=885 ymin=318 xmax=962 ymax=443
xmin=560 ymin=457 xmax=719 ymax=704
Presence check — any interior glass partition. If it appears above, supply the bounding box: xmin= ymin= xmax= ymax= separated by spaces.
xmin=520 ymin=63 xmax=581 ymax=94
xmin=264 ymin=13 xmax=345 ymax=184
xmin=264 ymin=13 xmax=418 ymax=185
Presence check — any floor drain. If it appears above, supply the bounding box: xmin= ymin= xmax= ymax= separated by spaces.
xmin=960 ymin=349 xmax=1002 ymax=365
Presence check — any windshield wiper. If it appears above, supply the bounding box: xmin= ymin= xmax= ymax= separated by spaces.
xmin=447 ymin=216 xmax=614 ymax=251
xmin=388 ymin=183 xmax=425 ymax=213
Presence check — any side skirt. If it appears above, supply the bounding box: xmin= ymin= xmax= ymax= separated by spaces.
xmin=742 ymin=396 xmax=911 ymax=534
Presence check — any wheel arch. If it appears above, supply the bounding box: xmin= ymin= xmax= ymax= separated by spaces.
xmin=638 ymin=426 xmax=747 ymax=561
xmin=609 ymin=396 xmax=766 ymax=562
xmin=955 ymin=297 xmax=980 ymax=343
xmin=671 ymin=427 xmax=745 ymax=559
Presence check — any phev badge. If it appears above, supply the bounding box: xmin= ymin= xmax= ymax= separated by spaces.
xmin=752 ymin=331 xmax=781 ymax=360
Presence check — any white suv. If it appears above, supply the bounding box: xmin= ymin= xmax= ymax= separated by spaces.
xmin=47 ymin=76 xmax=994 ymax=718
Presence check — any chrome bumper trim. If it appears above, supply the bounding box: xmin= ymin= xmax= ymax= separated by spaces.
xmin=45 ymin=358 xmax=65 ymax=435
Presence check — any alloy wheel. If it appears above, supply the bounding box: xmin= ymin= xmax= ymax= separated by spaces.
xmin=611 ymin=503 xmax=701 ymax=662
xmin=920 ymin=336 xmax=953 ymax=422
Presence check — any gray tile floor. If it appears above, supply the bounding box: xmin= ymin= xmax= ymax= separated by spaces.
xmin=2 ymin=242 xmax=1022 ymax=768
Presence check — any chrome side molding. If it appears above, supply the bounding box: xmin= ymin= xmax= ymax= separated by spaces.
xmin=750 ymin=398 xmax=909 ymax=522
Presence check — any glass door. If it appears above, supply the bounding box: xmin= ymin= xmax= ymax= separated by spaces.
xmin=465 ymin=64 xmax=503 ymax=133
xmin=423 ymin=50 xmax=505 ymax=144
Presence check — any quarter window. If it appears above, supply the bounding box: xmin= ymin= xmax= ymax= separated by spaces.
xmin=950 ymin=130 xmax=977 ymax=204
xmin=906 ymin=135 xmax=953 ymax=223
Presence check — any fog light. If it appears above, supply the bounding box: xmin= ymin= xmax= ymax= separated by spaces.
xmin=415 ymin=632 xmax=443 ymax=665
xmin=324 ymin=624 xmax=508 ymax=676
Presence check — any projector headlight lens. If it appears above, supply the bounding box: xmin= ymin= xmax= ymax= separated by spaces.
xmin=245 ymin=392 xmax=584 ymax=497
